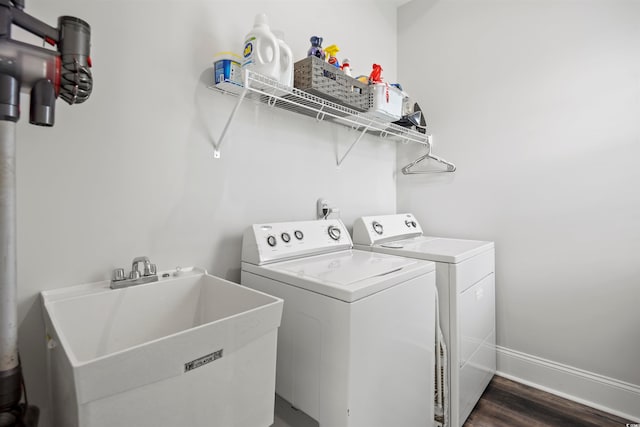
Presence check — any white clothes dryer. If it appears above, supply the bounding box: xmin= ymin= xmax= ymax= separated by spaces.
xmin=353 ymin=214 xmax=496 ymax=427
xmin=241 ymin=219 xmax=437 ymax=427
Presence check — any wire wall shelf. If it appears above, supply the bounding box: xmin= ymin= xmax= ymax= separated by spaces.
xmin=208 ymin=70 xmax=455 ymax=172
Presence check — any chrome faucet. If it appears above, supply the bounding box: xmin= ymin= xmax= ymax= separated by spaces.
xmin=111 ymin=256 xmax=158 ymax=289
xmin=131 ymin=256 xmax=154 ymax=278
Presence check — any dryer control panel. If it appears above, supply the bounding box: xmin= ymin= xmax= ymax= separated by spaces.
xmin=352 ymin=213 xmax=423 ymax=246
xmin=242 ymin=219 xmax=352 ymax=265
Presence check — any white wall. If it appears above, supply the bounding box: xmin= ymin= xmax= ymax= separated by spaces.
xmin=14 ymin=1 xmax=400 ymax=425
xmin=398 ymin=0 xmax=640 ymax=418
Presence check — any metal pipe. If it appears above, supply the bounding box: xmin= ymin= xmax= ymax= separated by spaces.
xmin=0 ymin=119 xmax=20 ymax=415
xmin=0 ymin=119 xmax=17 ymax=375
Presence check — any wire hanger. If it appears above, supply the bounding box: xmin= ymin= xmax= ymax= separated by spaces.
xmin=401 ymin=135 xmax=456 ymax=174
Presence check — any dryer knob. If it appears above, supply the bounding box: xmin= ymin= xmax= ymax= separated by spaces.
xmin=267 ymin=235 xmax=277 ymax=247
xmin=372 ymin=221 xmax=384 ymax=235
xmin=328 ymin=225 xmax=342 ymax=241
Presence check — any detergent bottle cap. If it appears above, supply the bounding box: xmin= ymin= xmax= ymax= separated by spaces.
xmin=254 ymin=13 xmax=269 ymax=27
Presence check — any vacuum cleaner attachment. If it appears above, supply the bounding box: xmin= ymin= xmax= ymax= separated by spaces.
xmin=57 ymin=16 xmax=92 ymax=106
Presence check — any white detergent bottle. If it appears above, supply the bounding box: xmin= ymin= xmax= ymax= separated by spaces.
xmin=273 ymin=30 xmax=293 ymax=87
xmin=242 ymin=13 xmax=280 ymax=82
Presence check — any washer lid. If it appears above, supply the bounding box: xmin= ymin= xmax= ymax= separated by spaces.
xmin=372 ymin=236 xmax=494 ymax=264
xmin=242 ymin=249 xmax=434 ymax=302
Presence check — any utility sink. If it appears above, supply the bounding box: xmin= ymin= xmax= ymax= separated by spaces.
xmin=41 ymin=267 xmax=283 ymax=427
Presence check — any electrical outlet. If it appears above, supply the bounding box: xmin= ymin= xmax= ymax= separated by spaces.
xmin=317 ymin=198 xmax=330 ymax=219
xmin=316 ymin=198 xmax=340 ymax=219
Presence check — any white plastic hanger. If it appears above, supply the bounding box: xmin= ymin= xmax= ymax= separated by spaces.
xmin=401 ymin=135 xmax=456 ymax=174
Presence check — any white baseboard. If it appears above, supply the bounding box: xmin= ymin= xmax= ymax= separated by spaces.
xmin=496 ymin=345 xmax=640 ymax=423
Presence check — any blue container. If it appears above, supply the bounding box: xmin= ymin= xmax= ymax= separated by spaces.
xmin=214 ymin=53 xmax=242 ymax=86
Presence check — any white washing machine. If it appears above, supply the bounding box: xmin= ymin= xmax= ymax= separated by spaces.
xmin=241 ymin=219 xmax=437 ymax=427
xmin=353 ymin=214 xmax=495 ymax=427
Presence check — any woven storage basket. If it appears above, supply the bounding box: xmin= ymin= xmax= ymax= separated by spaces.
xmin=294 ymin=56 xmax=369 ymax=112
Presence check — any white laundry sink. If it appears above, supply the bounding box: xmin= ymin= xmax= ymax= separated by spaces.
xmin=41 ymin=267 xmax=283 ymax=427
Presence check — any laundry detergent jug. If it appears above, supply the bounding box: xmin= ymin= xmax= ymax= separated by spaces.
xmin=273 ymin=30 xmax=293 ymax=87
xmin=242 ymin=13 xmax=280 ymax=82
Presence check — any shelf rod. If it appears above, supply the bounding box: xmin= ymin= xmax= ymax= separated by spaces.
xmin=212 ymin=87 xmax=247 ymax=158
xmin=337 ymin=126 xmax=369 ymax=166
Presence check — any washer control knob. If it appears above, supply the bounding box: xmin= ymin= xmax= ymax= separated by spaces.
xmin=328 ymin=225 xmax=342 ymax=241
xmin=405 ymin=220 xmax=412 ymax=228
xmin=372 ymin=221 xmax=384 ymax=235
xmin=294 ymin=230 xmax=304 ymax=240
xmin=411 ymin=221 xmax=417 ymax=228
xmin=281 ymin=232 xmax=291 ymax=243
xmin=267 ymin=235 xmax=277 ymax=247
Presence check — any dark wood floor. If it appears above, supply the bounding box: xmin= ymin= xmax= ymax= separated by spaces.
xmin=465 ymin=375 xmax=635 ymax=427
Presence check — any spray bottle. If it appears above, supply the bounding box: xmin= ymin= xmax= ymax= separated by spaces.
xmin=341 ymin=58 xmax=352 ymax=76
xmin=324 ymin=44 xmax=340 ymax=68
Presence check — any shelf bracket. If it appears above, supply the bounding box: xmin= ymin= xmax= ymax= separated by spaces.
xmin=337 ymin=126 xmax=369 ymax=166
xmin=212 ymin=86 xmax=248 ymax=159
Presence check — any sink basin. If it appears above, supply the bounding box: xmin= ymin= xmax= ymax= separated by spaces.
xmin=41 ymin=267 xmax=283 ymax=427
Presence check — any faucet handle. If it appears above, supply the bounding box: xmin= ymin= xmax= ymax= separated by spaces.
xmin=144 ymin=263 xmax=157 ymax=276
xmin=129 ymin=269 xmax=141 ymax=280
xmin=112 ymin=268 xmax=125 ymax=282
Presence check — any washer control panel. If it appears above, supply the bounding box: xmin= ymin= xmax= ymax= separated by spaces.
xmin=242 ymin=219 xmax=352 ymax=265
xmin=352 ymin=213 xmax=423 ymax=246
